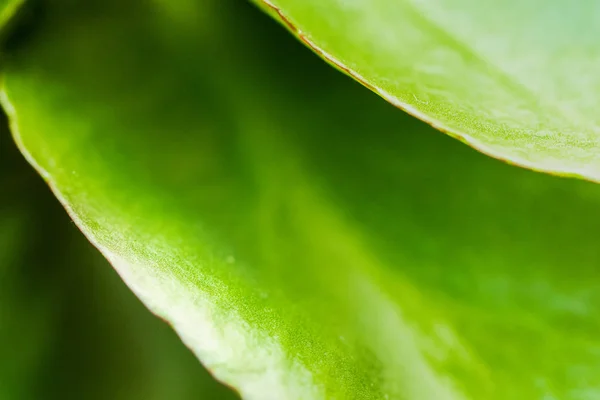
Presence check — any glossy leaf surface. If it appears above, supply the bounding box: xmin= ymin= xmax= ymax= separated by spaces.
xmin=259 ymin=0 xmax=600 ymax=181
xmin=2 ymin=1 xmax=600 ymax=399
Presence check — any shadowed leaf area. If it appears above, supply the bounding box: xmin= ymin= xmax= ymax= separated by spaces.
xmin=1 ymin=0 xmax=599 ymax=399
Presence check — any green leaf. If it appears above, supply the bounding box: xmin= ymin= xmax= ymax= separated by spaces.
xmin=0 ymin=0 xmax=23 ymax=29
xmin=257 ymin=0 xmax=600 ymax=181
xmin=2 ymin=0 xmax=600 ymax=399
xmin=0 ymin=113 xmax=238 ymax=400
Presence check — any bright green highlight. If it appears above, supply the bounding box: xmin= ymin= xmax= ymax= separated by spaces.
xmin=260 ymin=0 xmax=600 ymax=181
xmin=2 ymin=0 xmax=600 ymax=399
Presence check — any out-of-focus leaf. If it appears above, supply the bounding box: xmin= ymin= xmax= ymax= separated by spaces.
xmin=0 ymin=0 xmax=23 ymax=29
xmin=2 ymin=0 xmax=600 ymax=399
xmin=0 ymin=113 xmax=54 ymax=400
xmin=257 ymin=0 xmax=600 ymax=181
xmin=0 ymin=112 xmax=238 ymax=400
